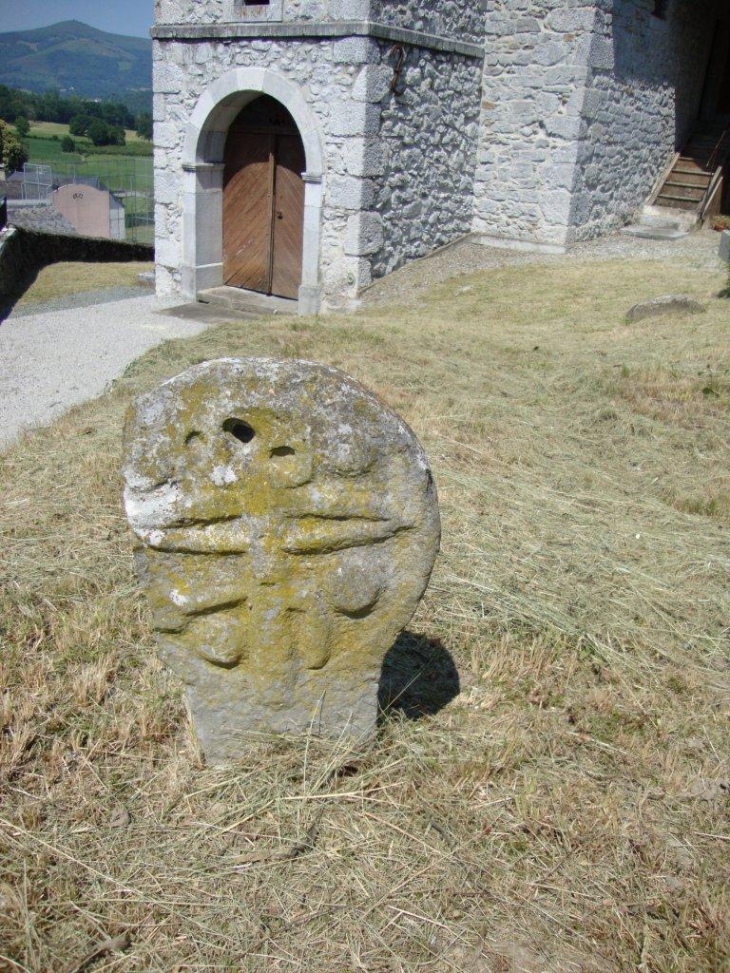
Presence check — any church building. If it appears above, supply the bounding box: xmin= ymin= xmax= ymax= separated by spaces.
xmin=151 ymin=0 xmax=730 ymax=313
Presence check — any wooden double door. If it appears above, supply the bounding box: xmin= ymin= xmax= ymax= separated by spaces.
xmin=223 ymin=96 xmax=306 ymax=300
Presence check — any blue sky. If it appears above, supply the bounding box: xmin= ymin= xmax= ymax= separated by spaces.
xmin=0 ymin=0 xmax=154 ymax=38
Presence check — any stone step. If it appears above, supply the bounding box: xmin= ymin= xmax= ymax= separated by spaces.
xmin=655 ymin=195 xmax=700 ymax=211
xmin=672 ymin=167 xmax=712 ymax=181
xmin=659 ymin=184 xmax=706 ymax=199
xmin=676 ymin=159 xmax=712 ymax=174
xmin=622 ymin=206 xmax=692 ymax=239
xmin=664 ymin=175 xmax=711 ymax=189
xmin=198 ymin=286 xmax=298 ymax=316
xmin=621 ymin=223 xmax=690 ymax=240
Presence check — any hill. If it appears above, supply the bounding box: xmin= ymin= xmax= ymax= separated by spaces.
xmin=0 ymin=20 xmax=152 ymax=104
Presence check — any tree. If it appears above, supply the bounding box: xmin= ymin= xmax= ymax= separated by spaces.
xmin=87 ymin=118 xmax=110 ymax=145
xmin=61 ymin=134 xmax=76 ymax=153
xmin=0 ymin=120 xmax=29 ymax=175
xmin=69 ymin=114 xmax=93 ymax=137
xmin=135 ymin=112 xmax=152 ymax=141
xmin=14 ymin=115 xmax=30 ymax=138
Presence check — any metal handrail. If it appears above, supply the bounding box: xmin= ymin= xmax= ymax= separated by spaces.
xmin=706 ymin=122 xmax=730 ymax=173
xmin=699 ymin=166 xmax=724 ymax=222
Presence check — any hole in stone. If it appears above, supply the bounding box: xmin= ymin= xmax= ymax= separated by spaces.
xmin=223 ymin=418 xmax=255 ymax=444
xmin=185 ymin=431 xmax=202 ymax=446
xmin=270 ymin=445 xmax=295 ymax=458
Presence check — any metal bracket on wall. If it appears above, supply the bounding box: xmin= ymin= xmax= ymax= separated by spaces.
xmin=389 ymin=44 xmax=407 ymax=96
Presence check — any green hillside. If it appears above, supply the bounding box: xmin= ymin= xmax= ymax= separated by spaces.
xmin=0 ymin=20 xmax=152 ymax=104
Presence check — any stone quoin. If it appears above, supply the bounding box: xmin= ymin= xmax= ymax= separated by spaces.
xmin=152 ymin=0 xmax=730 ymax=312
xmin=122 ymin=357 xmax=441 ymax=762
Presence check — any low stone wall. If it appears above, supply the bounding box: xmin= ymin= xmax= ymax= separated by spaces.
xmin=0 ymin=228 xmax=25 ymax=318
xmin=0 ymin=225 xmax=153 ymax=320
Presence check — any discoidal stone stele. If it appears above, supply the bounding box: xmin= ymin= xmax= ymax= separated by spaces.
xmin=122 ymin=358 xmax=440 ymax=762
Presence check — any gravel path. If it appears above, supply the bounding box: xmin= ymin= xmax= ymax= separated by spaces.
xmin=0 ymin=292 xmax=210 ymax=451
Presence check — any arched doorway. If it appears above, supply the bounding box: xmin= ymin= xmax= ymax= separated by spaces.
xmin=223 ymin=96 xmax=306 ymax=300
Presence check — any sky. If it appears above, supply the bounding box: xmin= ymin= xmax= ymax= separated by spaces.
xmin=0 ymin=0 xmax=155 ymax=38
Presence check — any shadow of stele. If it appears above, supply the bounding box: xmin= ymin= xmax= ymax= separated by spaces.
xmin=378 ymin=631 xmax=460 ymax=722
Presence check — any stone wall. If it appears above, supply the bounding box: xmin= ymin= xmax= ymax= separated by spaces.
xmin=153 ymin=16 xmax=483 ymax=309
xmin=473 ymin=0 xmax=598 ymax=250
xmin=154 ymin=0 xmax=371 ymax=26
xmin=369 ymin=47 xmax=481 ymax=279
xmin=568 ymin=0 xmax=720 ymax=240
xmin=473 ymin=0 xmax=719 ymax=250
xmin=371 ymin=0 xmax=485 ymax=44
xmin=0 ymin=226 xmax=152 ymax=320
xmin=153 ymin=33 xmax=376 ymax=308
xmin=154 ymin=0 xmax=483 ymax=34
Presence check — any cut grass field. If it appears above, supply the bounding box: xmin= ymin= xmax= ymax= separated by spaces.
xmin=28 ymin=121 xmax=147 ymax=144
xmin=1 ymin=252 xmax=729 ymax=972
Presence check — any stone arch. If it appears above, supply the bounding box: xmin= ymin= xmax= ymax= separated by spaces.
xmin=180 ymin=67 xmax=324 ymax=313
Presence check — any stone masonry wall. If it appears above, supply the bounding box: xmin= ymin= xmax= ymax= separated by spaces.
xmin=371 ymin=0 xmax=485 ymax=45
xmin=154 ymin=0 xmax=371 ymax=26
xmin=473 ymin=0 xmax=598 ymax=249
xmin=153 ymin=13 xmax=484 ymax=308
xmin=474 ymin=0 xmax=719 ymax=249
xmin=369 ymin=47 xmax=481 ymax=279
xmin=153 ymin=33 xmax=384 ymax=308
xmin=568 ymin=0 xmax=719 ymax=239
xmin=154 ymin=0 xmax=484 ymax=34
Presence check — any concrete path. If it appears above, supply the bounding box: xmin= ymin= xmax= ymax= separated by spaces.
xmin=0 ymin=293 xmax=211 ymax=452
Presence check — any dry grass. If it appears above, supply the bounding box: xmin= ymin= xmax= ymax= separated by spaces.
xmin=16 ymin=262 xmax=153 ymax=308
xmin=1 ymin=255 xmax=729 ymax=972
xmin=28 ymin=121 xmax=147 ymax=143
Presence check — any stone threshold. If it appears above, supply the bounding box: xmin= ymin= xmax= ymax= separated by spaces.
xmin=621 ymin=206 xmax=695 ymax=240
xmin=151 ymin=20 xmax=484 ymax=59
xmin=198 ymin=286 xmax=298 ymax=316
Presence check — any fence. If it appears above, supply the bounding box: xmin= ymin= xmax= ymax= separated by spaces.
xmin=19 ymin=158 xmax=154 ymax=245
xmin=21 ymin=164 xmax=54 ymax=201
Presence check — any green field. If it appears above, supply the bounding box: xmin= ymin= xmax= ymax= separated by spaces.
xmin=23 ymin=133 xmax=154 ymax=244
xmin=24 ymin=136 xmax=152 ymax=183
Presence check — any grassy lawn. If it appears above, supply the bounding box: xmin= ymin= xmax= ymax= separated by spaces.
xmin=1 ymin=254 xmax=729 ymax=971
xmin=15 ymin=262 xmax=154 ymax=308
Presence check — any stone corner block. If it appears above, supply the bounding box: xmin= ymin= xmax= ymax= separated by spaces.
xmin=344 ymin=138 xmax=385 ymax=177
xmin=345 ymin=212 xmax=384 ymax=256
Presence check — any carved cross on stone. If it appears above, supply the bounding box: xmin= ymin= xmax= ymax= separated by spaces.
xmin=122 ymin=358 xmax=440 ymax=762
